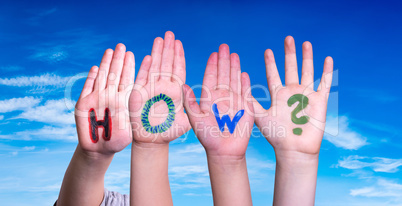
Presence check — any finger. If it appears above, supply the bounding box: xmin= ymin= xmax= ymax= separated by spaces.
xmin=107 ymin=43 xmax=126 ymax=88
xmin=241 ymin=72 xmax=250 ymax=99
xmin=182 ymin=84 xmax=202 ymax=124
xmin=80 ymin=66 xmax=99 ymax=98
xmin=148 ymin=37 xmax=164 ymax=82
xmin=264 ymin=49 xmax=283 ymax=94
xmin=202 ymin=52 xmax=218 ymax=90
xmin=284 ymin=36 xmax=299 ymax=85
xmin=252 ymin=96 xmax=266 ymax=117
xmin=230 ymin=53 xmax=241 ymax=94
xmin=172 ymin=40 xmax=186 ymax=84
xmin=318 ymin=56 xmax=334 ymax=95
xmin=200 ymin=52 xmax=218 ymax=112
xmin=241 ymin=72 xmax=253 ymax=113
xmin=119 ymin=51 xmax=135 ymax=92
xmin=134 ymin=55 xmax=152 ymax=88
xmin=252 ymin=95 xmax=270 ymax=130
xmin=217 ymin=44 xmax=230 ymax=87
xmin=160 ymin=31 xmax=175 ymax=81
xmin=94 ymin=48 xmax=113 ymax=91
xmin=301 ymin=41 xmax=314 ymax=89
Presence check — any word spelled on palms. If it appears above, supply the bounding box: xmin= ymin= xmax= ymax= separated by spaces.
xmin=183 ymin=44 xmax=254 ymax=157
xmin=129 ymin=32 xmax=190 ymax=143
xmin=254 ymin=36 xmax=333 ymax=155
xmin=75 ymin=44 xmax=134 ymax=155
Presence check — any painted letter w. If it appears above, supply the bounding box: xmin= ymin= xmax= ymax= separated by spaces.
xmin=212 ymin=103 xmax=244 ymax=134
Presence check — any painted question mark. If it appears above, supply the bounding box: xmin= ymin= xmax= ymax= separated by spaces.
xmin=287 ymin=94 xmax=310 ymax=135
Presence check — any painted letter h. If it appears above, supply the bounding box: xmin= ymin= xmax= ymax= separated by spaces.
xmin=88 ymin=108 xmax=112 ymax=143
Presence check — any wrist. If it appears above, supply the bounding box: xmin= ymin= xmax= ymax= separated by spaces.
xmin=206 ymin=152 xmax=252 ymax=206
xmin=275 ymin=150 xmax=319 ymax=163
xmin=131 ymin=141 xmax=169 ymax=160
xmin=66 ymin=145 xmax=113 ymax=182
xmin=204 ymin=147 xmax=247 ymax=163
xmin=206 ymin=153 xmax=247 ymax=172
xmin=272 ymin=153 xmax=318 ymax=206
xmin=132 ymin=140 xmax=170 ymax=150
xmin=76 ymin=145 xmax=114 ymax=165
xmin=274 ymin=150 xmax=319 ymax=175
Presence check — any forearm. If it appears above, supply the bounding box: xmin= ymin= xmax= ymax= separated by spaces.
xmin=57 ymin=145 xmax=113 ymax=206
xmin=273 ymin=150 xmax=319 ymax=206
xmin=207 ymin=154 xmax=252 ymax=206
xmin=130 ymin=142 xmax=172 ymax=206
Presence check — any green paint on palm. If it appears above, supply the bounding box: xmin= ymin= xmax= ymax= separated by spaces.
xmin=287 ymin=94 xmax=310 ymax=135
xmin=141 ymin=93 xmax=175 ymax=133
xmin=293 ymin=128 xmax=303 ymax=135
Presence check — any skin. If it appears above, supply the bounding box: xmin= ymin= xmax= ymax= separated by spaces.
xmin=129 ymin=31 xmax=191 ymax=206
xmin=253 ymin=36 xmax=333 ymax=206
xmin=183 ymin=44 xmax=254 ymax=206
xmin=57 ymin=44 xmax=135 ymax=205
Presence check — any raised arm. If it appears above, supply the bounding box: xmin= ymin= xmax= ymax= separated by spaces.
xmin=129 ymin=31 xmax=191 ymax=206
xmin=253 ymin=36 xmax=333 ymax=206
xmin=183 ymin=44 xmax=254 ymax=206
xmin=57 ymin=44 xmax=134 ymax=205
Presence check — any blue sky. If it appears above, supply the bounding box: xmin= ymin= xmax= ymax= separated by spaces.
xmin=1 ymin=0 xmax=402 ymax=205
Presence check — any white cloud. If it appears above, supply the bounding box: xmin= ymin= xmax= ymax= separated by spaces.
xmin=0 ymin=65 xmax=23 ymax=72
xmin=247 ymin=157 xmax=275 ymax=178
xmin=168 ymin=143 xmax=276 ymax=193
xmin=0 ymin=125 xmax=77 ymax=141
xmin=175 ymin=143 xmax=205 ymax=154
xmin=30 ymin=50 xmax=68 ymax=63
xmin=245 ymin=153 xmax=276 ymax=193
xmin=22 ymin=146 xmax=36 ymax=151
xmin=341 ymin=169 xmax=374 ymax=179
xmin=183 ymin=193 xmax=212 ymax=196
xmin=338 ymin=155 xmax=402 ymax=173
xmin=169 ymin=143 xmax=210 ymax=190
xmin=27 ymin=184 xmax=61 ymax=192
xmin=15 ymin=98 xmax=75 ymax=125
xmin=170 ymin=165 xmax=208 ymax=178
xmin=0 ymin=97 xmax=41 ymax=113
xmin=20 ymin=126 xmax=77 ymax=141
xmin=352 ymin=88 xmax=399 ymax=103
xmin=104 ymin=170 xmax=130 ymax=193
xmin=38 ymin=8 xmax=57 ymax=17
xmin=27 ymin=28 xmax=109 ymax=65
xmin=0 ymin=115 xmax=4 ymax=120
xmin=351 ymin=119 xmax=402 ymax=138
xmin=350 ymin=178 xmax=402 ymax=198
xmin=0 ymin=73 xmax=70 ymax=87
xmin=27 ymin=7 xmax=58 ymax=26
xmin=9 ymin=146 xmax=36 ymax=156
xmin=324 ymin=116 xmax=368 ymax=150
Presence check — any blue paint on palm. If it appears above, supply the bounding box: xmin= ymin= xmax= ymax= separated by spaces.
xmin=212 ymin=103 xmax=244 ymax=134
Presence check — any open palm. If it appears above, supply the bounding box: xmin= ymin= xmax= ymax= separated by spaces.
xmin=183 ymin=44 xmax=254 ymax=157
xmin=129 ymin=31 xmax=190 ymax=144
xmin=75 ymin=44 xmax=134 ymax=155
xmin=254 ymin=36 xmax=333 ymax=155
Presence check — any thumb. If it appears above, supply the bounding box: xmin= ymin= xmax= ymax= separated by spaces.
xmin=182 ymin=84 xmax=203 ymax=126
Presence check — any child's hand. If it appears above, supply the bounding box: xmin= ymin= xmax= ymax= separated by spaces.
xmin=254 ymin=36 xmax=333 ymax=206
xmin=253 ymin=36 xmax=333 ymax=159
xmin=57 ymin=44 xmax=134 ymax=206
xmin=129 ymin=31 xmax=190 ymax=144
xmin=183 ymin=44 xmax=254 ymax=159
xmin=129 ymin=31 xmax=189 ymax=206
xmin=75 ymin=43 xmax=134 ymax=156
xmin=183 ymin=44 xmax=254 ymax=206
